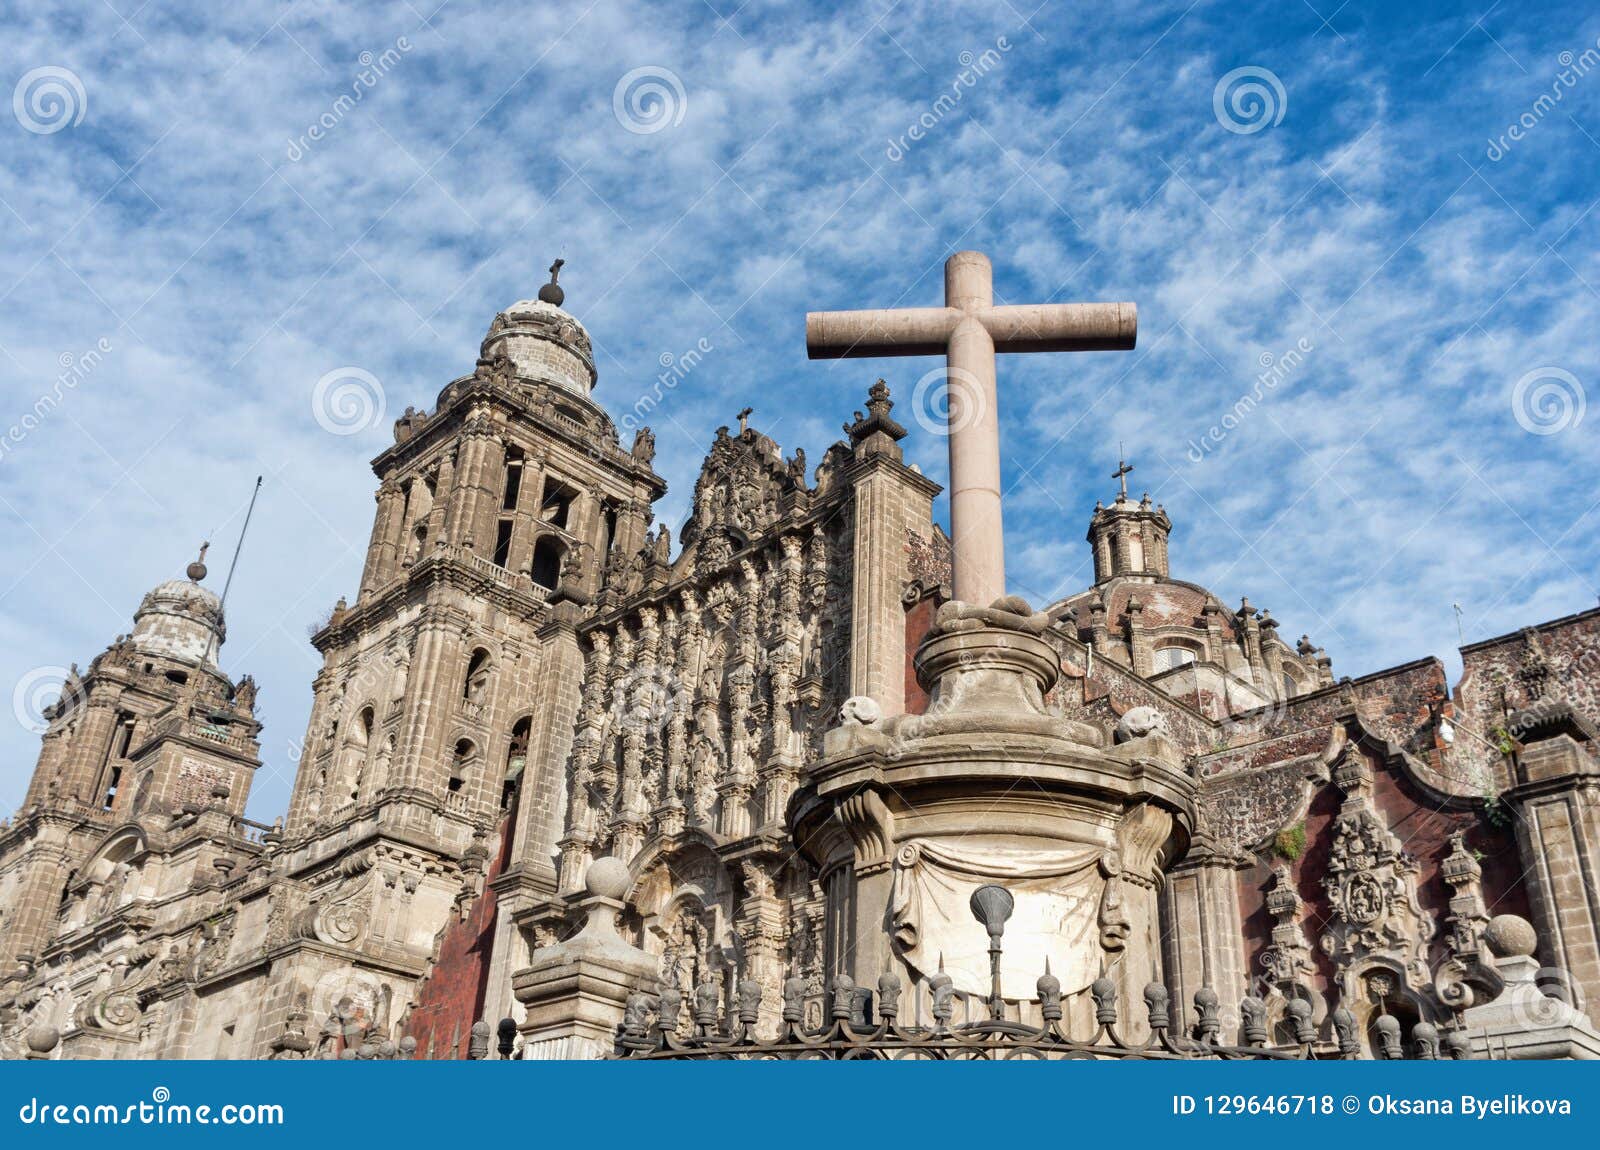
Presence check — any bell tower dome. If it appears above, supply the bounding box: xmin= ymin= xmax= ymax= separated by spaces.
xmin=479 ymin=259 xmax=597 ymax=398
xmin=1087 ymin=457 xmax=1171 ymax=583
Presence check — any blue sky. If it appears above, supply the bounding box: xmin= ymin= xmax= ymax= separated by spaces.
xmin=2 ymin=0 xmax=1597 ymax=822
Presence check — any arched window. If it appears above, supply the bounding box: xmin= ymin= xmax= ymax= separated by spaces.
xmin=449 ymin=739 xmax=477 ymax=794
xmin=130 ymin=771 xmax=154 ymax=817
xmin=463 ymin=649 xmax=492 ymax=703
xmin=1281 ymin=671 xmax=1299 ymax=699
xmin=1152 ymin=645 xmax=1197 ymax=673
xmin=531 ymin=537 xmax=565 ymax=591
xmin=502 ymin=717 xmax=531 ymax=810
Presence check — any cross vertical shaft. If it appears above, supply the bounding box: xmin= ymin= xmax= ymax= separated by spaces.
xmin=806 ymin=251 xmax=1137 ymax=606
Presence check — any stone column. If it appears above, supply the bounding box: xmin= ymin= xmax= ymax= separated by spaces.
xmin=842 ymin=453 xmax=938 ymax=718
xmin=512 ymin=858 xmax=656 ymax=1060
xmin=362 ymin=478 xmax=405 ymax=595
xmin=0 ymin=836 xmax=72 ymax=970
xmin=510 ymin=603 xmax=587 ymax=891
xmin=389 ymin=608 xmax=456 ymax=809
xmin=445 ymin=433 xmax=487 ymax=547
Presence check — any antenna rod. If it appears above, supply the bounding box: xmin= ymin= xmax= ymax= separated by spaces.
xmin=220 ymin=476 xmax=263 ymax=608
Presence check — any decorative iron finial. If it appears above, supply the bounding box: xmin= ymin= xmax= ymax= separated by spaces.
xmin=538 ymin=258 xmax=566 ymax=306
xmin=187 ymin=541 xmax=210 ymax=582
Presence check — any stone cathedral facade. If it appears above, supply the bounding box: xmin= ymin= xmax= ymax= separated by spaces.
xmin=3 ymin=274 xmax=1598 ymax=1061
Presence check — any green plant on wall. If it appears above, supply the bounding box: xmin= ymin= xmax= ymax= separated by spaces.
xmin=1273 ymin=823 xmax=1306 ymax=861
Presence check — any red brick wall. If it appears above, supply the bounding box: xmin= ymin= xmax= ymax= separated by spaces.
xmin=401 ymin=798 xmax=517 ymax=1058
xmin=903 ymin=595 xmax=938 ymax=715
xmin=1237 ymin=745 xmax=1530 ymax=998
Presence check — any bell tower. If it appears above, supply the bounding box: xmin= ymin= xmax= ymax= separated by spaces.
xmin=279 ymin=264 xmax=666 ymax=997
xmin=0 ymin=550 xmax=262 ymax=972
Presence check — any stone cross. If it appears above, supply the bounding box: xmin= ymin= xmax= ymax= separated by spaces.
xmin=806 ymin=251 xmax=1136 ymax=605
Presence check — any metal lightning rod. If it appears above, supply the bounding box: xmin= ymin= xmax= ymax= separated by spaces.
xmin=220 ymin=476 xmax=263 ymax=610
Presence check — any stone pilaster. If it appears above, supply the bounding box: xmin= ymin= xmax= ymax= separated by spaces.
xmin=1160 ymin=838 xmax=1250 ymax=1038
xmin=1504 ymin=706 xmax=1600 ymax=1025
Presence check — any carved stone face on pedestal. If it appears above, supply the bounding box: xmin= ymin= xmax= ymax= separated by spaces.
xmin=788 ymin=596 xmax=1195 ymax=1033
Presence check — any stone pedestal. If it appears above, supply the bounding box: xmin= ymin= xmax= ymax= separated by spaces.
xmin=1462 ymin=914 xmax=1600 ymax=1059
xmin=511 ymin=858 xmax=655 ymax=1060
xmin=789 ymin=597 xmax=1194 ymax=1037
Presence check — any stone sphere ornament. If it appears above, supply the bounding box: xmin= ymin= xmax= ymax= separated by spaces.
xmin=585 ymin=856 xmax=632 ymax=900
xmin=1483 ymin=913 xmax=1538 ymax=958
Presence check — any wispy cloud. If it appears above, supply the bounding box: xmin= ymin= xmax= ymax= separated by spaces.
xmin=2 ymin=0 xmax=1597 ymax=820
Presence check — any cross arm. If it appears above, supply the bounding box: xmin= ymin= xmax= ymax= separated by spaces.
xmin=805 ymin=307 xmax=959 ymax=359
xmin=983 ymin=303 xmax=1136 ymax=353
xmin=805 ymin=302 xmax=1137 ymax=359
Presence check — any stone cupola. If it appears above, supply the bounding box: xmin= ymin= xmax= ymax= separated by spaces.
xmin=480 ymin=259 xmax=598 ymax=398
xmin=1087 ymin=489 xmax=1171 ymax=583
xmin=130 ymin=546 xmax=226 ymax=667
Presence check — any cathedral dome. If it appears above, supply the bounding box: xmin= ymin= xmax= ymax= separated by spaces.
xmin=131 ymin=561 xmax=225 ymax=667
xmin=480 ymin=261 xmax=597 ymax=398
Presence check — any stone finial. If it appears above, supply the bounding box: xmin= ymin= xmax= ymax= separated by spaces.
xmin=187 ymin=541 xmax=210 ymax=582
xmin=1284 ymin=997 xmax=1314 ymax=1044
xmin=1090 ymin=976 xmax=1117 ymax=1027
xmin=467 ymin=1019 xmax=491 ymax=1060
xmin=25 ymin=1024 xmax=60 ymax=1059
xmin=496 ymin=1016 xmax=518 ymax=1058
xmin=1036 ymin=961 xmax=1062 ymax=1023
xmin=840 ymin=696 xmax=883 ymax=727
xmin=1483 ymin=914 xmax=1538 ymax=959
xmin=1143 ymin=982 xmax=1170 ymax=1030
xmin=1411 ymin=1021 xmax=1440 ymax=1060
xmin=584 ymin=856 xmax=631 ymax=901
xmin=736 ymin=979 xmax=763 ymax=1026
xmin=1331 ymin=1007 xmax=1360 ymax=1056
xmin=1240 ymin=996 xmax=1267 ymax=1046
xmin=781 ymin=975 xmax=807 ymax=1024
xmin=1373 ymin=1013 xmax=1403 ymax=1059
xmin=877 ymin=970 xmax=902 ymax=1020
xmin=1192 ymin=986 xmax=1220 ymax=1042
xmin=1113 ymin=705 xmax=1170 ymax=744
